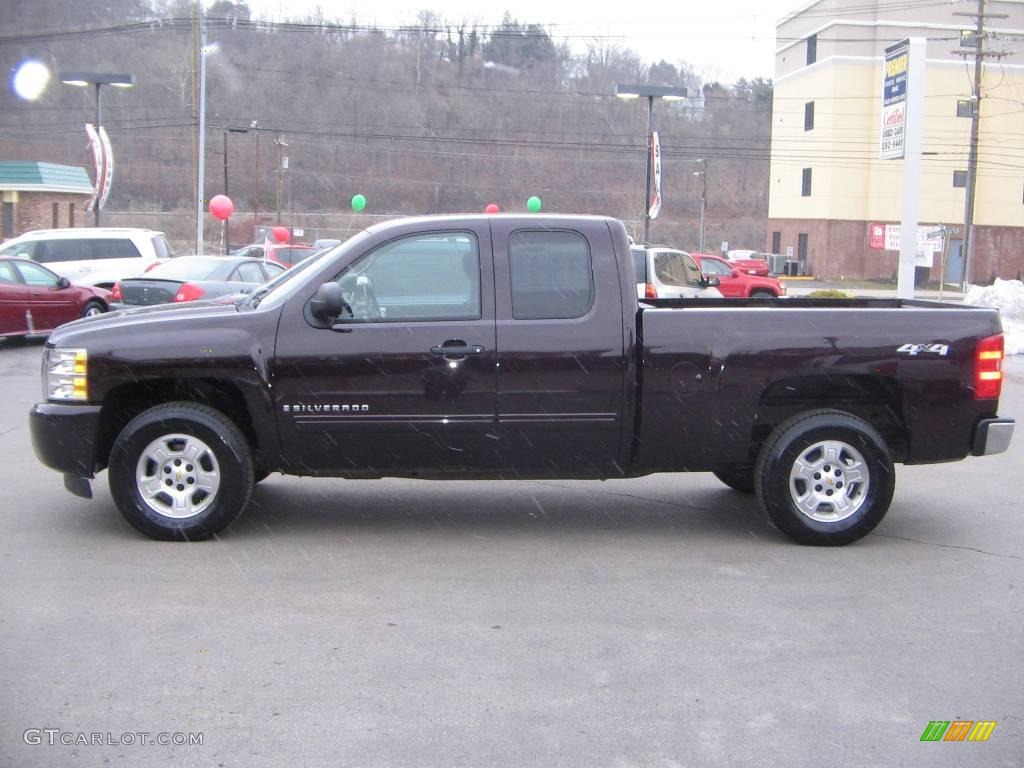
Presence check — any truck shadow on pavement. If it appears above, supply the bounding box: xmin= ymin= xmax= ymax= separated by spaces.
xmin=225 ymin=477 xmax=784 ymax=543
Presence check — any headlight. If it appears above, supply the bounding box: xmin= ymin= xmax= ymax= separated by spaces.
xmin=44 ymin=348 xmax=88 ymax=401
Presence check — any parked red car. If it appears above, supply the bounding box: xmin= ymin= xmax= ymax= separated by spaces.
xmin=693 ymin=253 xmax=786 ymax=298
xmin=721 ymin=249 xmax=771 ymax=277
xmin=0 ymin=257 xmax=110 ymax=337
xmin=230 ymin=243 xmax=317 ymax=267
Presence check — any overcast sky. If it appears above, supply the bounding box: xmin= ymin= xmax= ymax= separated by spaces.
xmin=246 ymin=0 xmax=803 ymax=82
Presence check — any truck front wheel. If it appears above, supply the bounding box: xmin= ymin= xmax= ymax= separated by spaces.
xmin=754 ymin=410 xmax=895 ymax=546
xmin=108 ymin=402 xmax=255 ymax=540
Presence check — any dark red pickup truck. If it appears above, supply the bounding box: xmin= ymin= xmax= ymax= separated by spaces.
xmin=30 ymin=215 xmax=1014 ymax=545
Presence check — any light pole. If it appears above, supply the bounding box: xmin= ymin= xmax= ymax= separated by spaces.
xmin=59 ymin=71 xmax=135 ymax=226
xmin=615 ymin=84 xmax=687 ymax=242
xmin=693 ymin=158 xmax=707 ymax=253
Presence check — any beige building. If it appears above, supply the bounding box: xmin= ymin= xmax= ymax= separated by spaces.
xmin=767 ymin=0 xmax=1024 ymax=282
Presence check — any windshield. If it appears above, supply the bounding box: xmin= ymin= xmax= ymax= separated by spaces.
xmin=142 ymin=257 xmax=226 ymax=281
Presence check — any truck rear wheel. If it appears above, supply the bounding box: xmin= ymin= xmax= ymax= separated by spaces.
xmin=754 ymin=410 xmax=895 ymax=546
xmin=108 ymin=402 xmax=255 ymax=541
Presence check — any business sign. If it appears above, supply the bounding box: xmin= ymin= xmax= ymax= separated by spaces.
xmin=868 ymin=222 xmax=943 ymax=267
xmin=880 ymin=40 xmax=909 ymax=159
xmin=83 ymin=123 xmax=114 ymax=212
xmin=648 ymin=131 xmax=662 ymax=219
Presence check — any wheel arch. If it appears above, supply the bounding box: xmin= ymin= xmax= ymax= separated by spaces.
xmin=752 ymin=374 xmax=908 ymax=463
xmin=96 ymin=378 xmax=263 ymax=472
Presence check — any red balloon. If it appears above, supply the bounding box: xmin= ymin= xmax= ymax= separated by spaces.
xmin=271 ymin=226 xmax=290 ymax=243
xmin=209 ymin=194 xmax=233 ymax=221
xmin=484 ymin=203 xmax=500 ymax=214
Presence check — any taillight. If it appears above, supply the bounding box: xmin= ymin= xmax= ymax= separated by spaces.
xmin=111 ymin=281 xmax=122 ymax=300
xmin=173 ymin=283 xmax=206 ymax=302
xmin=645 ymin=283 xmax=658 ymax=299
xmin=974 ymin=333 xmax=1004 ymax=400
xmin=144 ymin=262 xmax=160 ymax=273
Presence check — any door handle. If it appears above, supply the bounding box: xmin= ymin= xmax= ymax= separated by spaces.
xmin=430 ymin=342 xmax=485 ymax=357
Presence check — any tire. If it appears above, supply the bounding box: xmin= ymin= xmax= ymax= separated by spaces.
xmin=81 ymin=300 xmax=106 ymax=318
xmin=108 ymin=402 xmax=255 ymax=541
xmin=713 ymin=466 xmax=755 ymax=493
xmin=750 ymin=289 xmax=776 ymax=299
xmin=754 ymin=409 xmax=895 ymax=546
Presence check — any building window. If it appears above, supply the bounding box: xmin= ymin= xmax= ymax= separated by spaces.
xmin=801 ymin=168 xmax=812 ymax=197
xmin=804 ymin=101 xmax=815 ymax=131
xmin=771 ymin=231 xmax=781 ymax=253
xmin=953 ymin=170 xmax=968 ymax=188
xmin=52 ymin=203 xmax=59 ymax=228
xmin=806 ymin=34 xmax=817 ymax=66
xmin=68 ymin=203 xmax=75 ymax=227
xmin=2 ymin=202 xmax=13 ymax=237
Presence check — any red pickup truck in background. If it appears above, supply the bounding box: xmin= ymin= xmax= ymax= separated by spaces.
xmin=693 ymin=253 xmax=786 ymax=298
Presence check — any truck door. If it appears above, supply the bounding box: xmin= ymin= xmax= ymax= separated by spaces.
xmin=271 ymin=226 xmax=498 ymax=474
xmin=490 ymin=221 xmax=628 ymax=475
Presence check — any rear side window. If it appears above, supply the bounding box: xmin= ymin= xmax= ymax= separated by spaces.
xmin=151 ymin=236 xmax=173 ymax=259
xmin=509 ymin=230 xmax=593 ymax=320
xmin=91 ymin=238 xmax=142 ymax=260
xmin=0 ymin=261 xmax=18 ymax=283
xmin=233 ymin=262 xmax=265 ymax=283
xmin=653 ymin=251 xmax=702 ymax=287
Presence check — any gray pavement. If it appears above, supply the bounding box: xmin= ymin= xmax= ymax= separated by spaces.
xmin=1 ymin=339 xmax=1021 ymax=767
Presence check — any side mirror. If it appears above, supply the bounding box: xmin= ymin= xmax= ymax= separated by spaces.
xmin=705 ymin=276 xmax=720 ymax=288
xmin=309 ymin=282 xmax=344 ymax=321
xmin=730 ymin=269 xmax=741 ymax=278
xmin=57 ymin=276 xmax=71 ymax=289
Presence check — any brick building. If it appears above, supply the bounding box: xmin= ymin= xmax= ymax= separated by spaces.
xmin=767 ymin=0 xmax=1024 ymax=283
xmin=0 ymin=162 xmax=94 ymax=240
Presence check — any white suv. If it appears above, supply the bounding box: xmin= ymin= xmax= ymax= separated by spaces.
xmin=632 ymin=245 xmax=722 ymax=300
xmin=0 ymin=228 xmax=174 ymax=289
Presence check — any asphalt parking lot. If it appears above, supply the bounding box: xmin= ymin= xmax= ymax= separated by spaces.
xmin=1 ymin=338 xmax=1021 ymax=768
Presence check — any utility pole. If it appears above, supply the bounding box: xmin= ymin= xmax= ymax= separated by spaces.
xmin=274 ymin=136 xmax=288 ymax=225
xmin=693 ymin=158 xmax=707 ymax=252
xmin=953 ymin=0 xmax=1009 ymax=290
xmin=252 ymin=121 xmax=260 ymax=242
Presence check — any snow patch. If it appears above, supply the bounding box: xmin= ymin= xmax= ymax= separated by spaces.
xmin=965 ymin=278 xmax=1024 ymax=356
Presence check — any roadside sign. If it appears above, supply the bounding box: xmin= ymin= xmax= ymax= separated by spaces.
xmin=880 ymin=40 xmax=909 ymax=160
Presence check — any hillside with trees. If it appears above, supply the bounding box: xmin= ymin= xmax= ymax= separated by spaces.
xmin=0 ymin=0 xmax=773 ymax=251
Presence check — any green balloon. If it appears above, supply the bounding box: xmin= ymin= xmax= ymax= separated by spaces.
xmin=351 ymin=194 xmax=367 ymax=212
xmin=526 ymin=196 xmax=542 ymax=213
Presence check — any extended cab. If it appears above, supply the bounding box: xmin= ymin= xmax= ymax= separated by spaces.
xmin=30 ymin=215 xmax=1014 ymax=545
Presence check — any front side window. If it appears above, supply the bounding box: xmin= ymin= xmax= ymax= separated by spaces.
xmin=509 ymin=230 xmax=593 ymax=320
xmin=15 ymin=260 xmax=59 ymax=287
xmin=700 ymin=259 xmax=733 ymax=277
xmin=0 ymin=239 xmax=35 ymax=260
xmin=32 ymin=239 xmax=83 ymax=263
xmin=335 ymin=231 xmax=480 ymax=322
